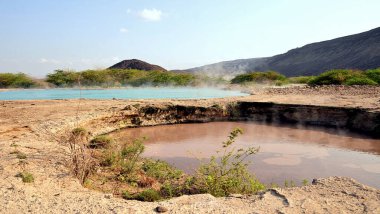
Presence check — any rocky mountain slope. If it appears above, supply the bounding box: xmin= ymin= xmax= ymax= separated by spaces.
xmin=185 ymin=27 xmax=380 ymax=77
xmin=109 ymin=59 xmax=167 ymax=71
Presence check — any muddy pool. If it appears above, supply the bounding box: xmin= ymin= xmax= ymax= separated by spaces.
xmin=110 ymin=121 xmax=380 ymax=188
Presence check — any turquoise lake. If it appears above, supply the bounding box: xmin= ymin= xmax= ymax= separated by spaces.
xmin=0 ymin=88 xmax=248 ymax=100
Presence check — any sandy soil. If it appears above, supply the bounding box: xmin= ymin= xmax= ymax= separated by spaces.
xmin=0 ymin=86 xmax=379 ymax=213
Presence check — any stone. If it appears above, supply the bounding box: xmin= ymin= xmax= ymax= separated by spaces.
xmin=155 ymin=206 xmax=168 ymax=213
xmin=312 ymin=179 xmax=318 ymax=185
xmin=104 ymin=194 xmax=112 ymax=199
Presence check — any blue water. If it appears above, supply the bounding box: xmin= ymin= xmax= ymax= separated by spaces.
xmin=0 ymin=88 xmax=248 ymax=100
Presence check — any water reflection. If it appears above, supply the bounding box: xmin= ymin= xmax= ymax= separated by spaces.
xmin=110 ymin=121 xmax=380 ymax=188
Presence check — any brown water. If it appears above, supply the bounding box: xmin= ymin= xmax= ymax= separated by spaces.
xmin=110 ymin=122 xmax=380 ymax=188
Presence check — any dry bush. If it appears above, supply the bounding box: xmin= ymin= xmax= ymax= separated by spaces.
xmin=61 ymin=127 xmax=98 ymax=184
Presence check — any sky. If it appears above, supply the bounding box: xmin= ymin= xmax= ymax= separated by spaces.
xmin=1 ymin=0 xmax=380 ymax=77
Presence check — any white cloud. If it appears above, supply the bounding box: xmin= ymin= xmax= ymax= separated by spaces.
xmin=138 ymin=8 xmax=163 ymax=22
xmin=119 ymin=27 xmax=128 ymax=33
xmin=39 ymin=58 xmax=60 ymax=64
xmin=79 ymin=57 xmax=121 ymax=65
xmin=126 ymin=9 xmax=131 ymax=14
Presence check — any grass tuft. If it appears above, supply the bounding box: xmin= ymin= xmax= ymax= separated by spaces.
xmin=16 ymin=171 xmax=34 ymax=183
xmin=89 ymin=135 xmax=113 ymax=149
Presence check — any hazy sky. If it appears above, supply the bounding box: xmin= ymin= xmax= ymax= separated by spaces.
xmin=1 ymin=0 xmax=380 ymax=77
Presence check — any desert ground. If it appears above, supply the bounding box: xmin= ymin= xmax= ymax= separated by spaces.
xmin=0 ymin=85 xmax=379 ymax=213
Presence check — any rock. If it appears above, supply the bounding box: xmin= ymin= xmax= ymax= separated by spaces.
xmin=104 ymin=194 xmax=112 ymax=199
xmin=312 ymin=179 xmax=318 ymax=185
xmin=155 ymin=206 xmax=168 ymax=213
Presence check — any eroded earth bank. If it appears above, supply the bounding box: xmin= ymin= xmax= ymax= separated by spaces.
xmin=0 ymin=86 xmax=379 ymax=213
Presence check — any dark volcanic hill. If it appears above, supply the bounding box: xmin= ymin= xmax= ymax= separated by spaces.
xmin=109 ymin=59 xmax=166 ymax=71
xmin=184 ymin=27 xmax=380 ymax=77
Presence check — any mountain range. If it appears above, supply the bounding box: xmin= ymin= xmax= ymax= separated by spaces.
xmin=183 ymin=27 xmax=380 ymax=77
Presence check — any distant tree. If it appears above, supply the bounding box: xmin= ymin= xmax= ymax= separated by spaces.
xmin=0 ymin=73 xmax=36 ymax=88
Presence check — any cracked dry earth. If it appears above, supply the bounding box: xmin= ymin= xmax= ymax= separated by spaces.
xmin=0 ymin=86 xmax=380 ymax=213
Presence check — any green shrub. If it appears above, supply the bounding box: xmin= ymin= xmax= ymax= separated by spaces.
xmin=288 ymin=76 xmax=316 ymax=84
xmin=308 ymin=69 xmax=379 ymax=85
xmin=0 ymin=73 xmax=36 ymax=88
xmin=142 ymin=159 xmax=183 ymax=182
xmin=122 ymin=189 xmax=162 ymax=201
xmin=46 ymin=69 xmax=199 ymax=87
xmin=193 ymin=128 xmax=265 ymax=197
xmin=345 ymin=76 xmax=377 ymax=85
xmin=119 ymin=139 xmax=145 ymax=175
xmin=89 ymin=135 xmax=113 ymax=149
xmin=122 ymin=191 xmax=134 ymax=200
xmin=365 ymin=68 xmax=380 ymax=84
xmin=135 ymin=189 xmax=161 ymax=202
xmin=160 ymin=182 xmax=177 ymax=198
xmin=302 ymin=179 xmax=309 ymax=186
xmin=16 ymin=171 xmax=34 ymax=183
xmin=231 ymin=71 xmax=286 ymax=84
xmin=46 ymin=70 xmax=79 ymax=87
xmin=101 ymin=138 xmax=145 ymax=181
xmin=101 ymin=150 xmax=118 ymax=167
xmin=71 ymin=127 xmax=87 ymax=136
xmin=309 ymin=69 xmax=353 ymax=85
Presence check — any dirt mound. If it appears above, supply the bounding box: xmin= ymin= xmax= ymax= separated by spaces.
xmin=108 ymin=59 xmax=167 ymax=71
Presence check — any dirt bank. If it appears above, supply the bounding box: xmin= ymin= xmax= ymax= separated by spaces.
xmin=0 ymin=86 xmax=379 ymax=213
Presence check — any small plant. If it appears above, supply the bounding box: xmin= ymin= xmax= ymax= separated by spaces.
xmin=160 ymin=182 xmax=177 ymax=198
xmin=89 ymin=135 xmax=113 ymax=149
xmin=284 ymin=179 xmax=295 ymax=187
xmin=100 ymin=150 xmax=118 ymax=167
xmin=308 ymin=69 xmax=379 ymax=86
xmin=211 ymin=104 xmax=223 ymax=110
xmin=142 ymin=159 xmax=183 ymax=182
xmin=122 ymin=191 xmax=134 ymax=200
xmin=119 ymin=138 xmax=145 ymax=175
xmin=345 ymin=76 xmax=377 ymax=85
xmin=365 ymin=68 xmax=380 ymax=84
xmin=135 ymin=189 xmax=161 ymax=202
xmin=16 ymin=152 xmax=27 ymax=159
xmin=10 ymin=143 xmax=19 ymax=147
xmin=10 ymin=150 xmax=27 ymax=159
xmin=269 ymin=183 xmax=279 ymax=188
xmin=71 ymin=127 xmax=87 ymax=136
xmin=231 ymin=71 xmax=286 ymax=84
xmin=122 ymin=189 xmax=162 ymax=202
xmin=137 ymin=176 xmax=156 ymax=188
xmin=16 ymin=171 xmax=34 ymax=183
xmin=100 ymin=138 xmax=146 ymax=181
xmin=65 ymin=127 xmax=97 ymax=184
xmin=302 ymin=179 xmax=309 ymax=186
xmin=288 ymin=76 xmax=316 ymax=84
xmin=194 ymin=128 xmax=264 ymax=197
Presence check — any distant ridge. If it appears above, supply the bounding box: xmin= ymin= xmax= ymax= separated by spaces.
xmin=109 ymin=59 xmax=166 ymax=71
xmin=183 ymin=27 xmax=380 ymax=77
